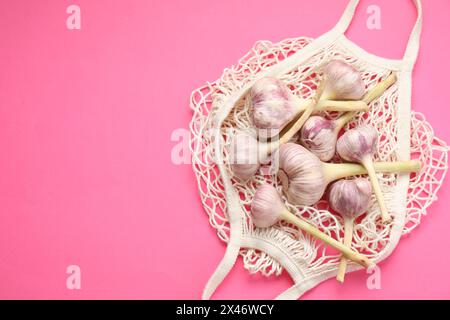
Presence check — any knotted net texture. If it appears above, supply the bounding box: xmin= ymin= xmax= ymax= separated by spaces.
xmin=190 ymin=37 xmax=449 ymax=277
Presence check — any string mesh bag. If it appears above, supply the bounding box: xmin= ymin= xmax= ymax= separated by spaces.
xmin=189 ymin=1 xmax=448 ymax=299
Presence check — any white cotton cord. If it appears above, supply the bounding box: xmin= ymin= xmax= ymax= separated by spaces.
xmin=201 ymin=242 xmax=241 ymax=300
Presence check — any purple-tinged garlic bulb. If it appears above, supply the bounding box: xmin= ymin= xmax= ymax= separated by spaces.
xmin=251 ymin=184 xmax=372 ymax=268
xmin=336 ymin=125 xmax=377 ymax=163
xmin=328 ymin=178 xmax=372 ymax=283
xmin=322 ymin=60 xmax=365 ymax=101
xmin=300 ymin=116 xmax=336 ymax=161
xmin=250 ymin=75 xmax=367 ymax=138
xmin=277 ymin=143 xmax=420 ymax=206
xmin=336 ymin=126 xmax=391 ymax=223
xmin=251 ymin=77 xmax=298 ymax=138
xmin=299 ymin=114 xmax=351 ymax=161
xmin=328 ymin=178 xmax=372 ymax=220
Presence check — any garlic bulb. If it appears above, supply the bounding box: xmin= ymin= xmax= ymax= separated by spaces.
xmin=299 ymin=113 xmax=354 ymax=161
xmin=328 ymin=178 xmax=372 ymax=220
xmin=277 ymin=143 xmax=420 ymax=206
xmin=336 ymin=125 xmax=377 ymax=163
xmin=251 ymin=184 xmax=372 ymax=268
xmin=278 ymin=143 xmax=327 ymax=205
xmin=336 ymin=126 xmax=391 ymax=223
xmin=299 ymin=116 xmax=336 ymax=161
xmin=228 ymin=130 xmax=261 ymax=181
xmin=228 ymin=129 xmax=287 ymax=181
xmin=251 ymin=184 xmax=288 ymax=228
xmin=328 ymin=178 xmax=372 ymax=283
xmin=251 ymin=77 xmax=299 ymax=138
xmin=322 ymin=60 xmax=365 ymax=100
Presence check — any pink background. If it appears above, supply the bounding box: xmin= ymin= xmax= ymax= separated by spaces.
xmin=0 ymin=0 xmax=449 ymax=299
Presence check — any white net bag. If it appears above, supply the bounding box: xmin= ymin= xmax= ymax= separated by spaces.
xmin=189 ymin=36 xmax=448 ymax=280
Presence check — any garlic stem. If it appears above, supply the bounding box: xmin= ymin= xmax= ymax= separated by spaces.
xmin=318 ymin=100 xmax=368 ymax=112
xmin=337 ymin=217 xmax=355 ymax=283
xmin=373 ymin=160 xmax=421 ymax=172
xmin=362 ymin=157 xmax=391 ymax=223
xmin=318 ymin=88 xmax=334 ymax=101
xmin=293 ymin=98 xmax=314 ymax=113
xmin=334 ymin=112 xmax=358 ymax=133
xmin=292 ymin=96 xmax=368 ymax=113
xmin=281 ymin=210 xmax=371 ymax=268
xmin=323 ymin=160 xmax=421 ymax=182
xmin=363 ymin=73 xmax=397 ymax=104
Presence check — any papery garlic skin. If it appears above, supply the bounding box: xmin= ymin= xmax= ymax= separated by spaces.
xmin=336 ymin=125 xmax=378 ymax=162
xmin=251 ymin=77 xmax=297 ymax=137
xmin=299 ymin=116 xmax=337 ymax=161
xmin=251 ymin=184 xmax=285 ymax=228
xmin=328 ymin=178 xmax=372 ymax=219
xmin=278 ymin=143 xmax=327 ymax=205
xmin=323 ymin=60 xmax=365 ymax=100
xmin=229 ymin=131 xmax=260 ymax=181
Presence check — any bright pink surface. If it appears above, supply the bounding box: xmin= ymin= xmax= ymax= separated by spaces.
xmin=0 ymin=0 xmax=449 ymax=299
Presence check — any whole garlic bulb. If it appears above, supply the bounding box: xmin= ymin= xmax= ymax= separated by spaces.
xmin=322 ymin=60 xmax=365 ymax=100
xmin=251 ymin=184 xmax=286 ymax=228
xmin=299 ymin=116 xmax=339 ymax=161
xmin=228 ymin=130 xmax=261 ymax=181
xmin=251 ymin=77 xmax=298 ymax=137
xmin=278 ymin=143 xmax=327 ymax=205
xmin=328 ymin=178 xmax=372 ymax=220
xmin=336 ymin=125 xmax=378 ymax=163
